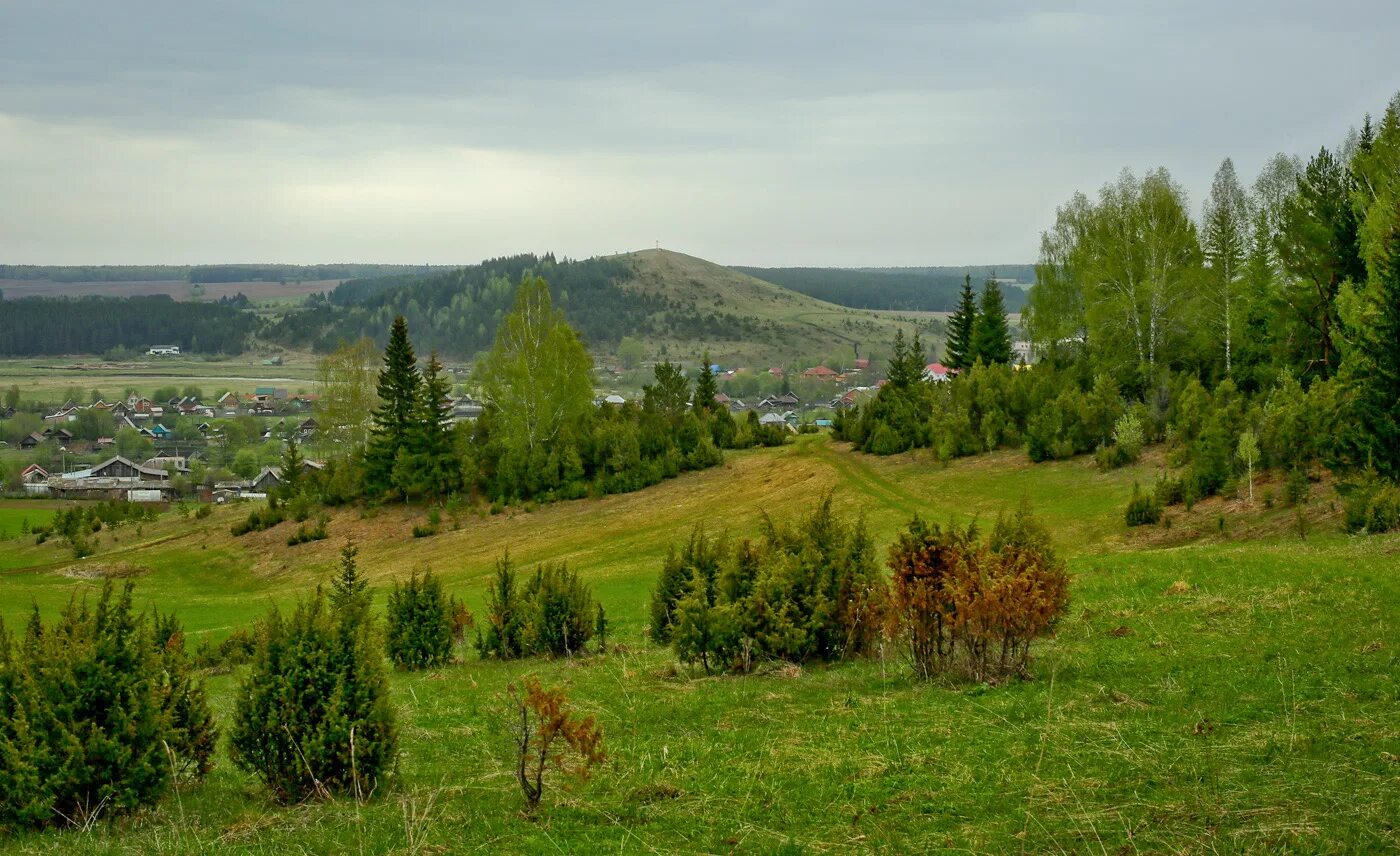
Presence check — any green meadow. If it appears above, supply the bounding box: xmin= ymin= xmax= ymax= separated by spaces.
xmin=0 ymin=437 xmax=1396 ymax=853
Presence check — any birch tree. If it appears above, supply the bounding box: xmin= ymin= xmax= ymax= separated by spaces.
xmin=314 ymin=337 xmax=379 ymax=455
xmin=478 ymin=274 xmax=593 ymax=458
xmin=1201 ymin=158 xmax=1251 ymax=375
xmin=1045 ymin=168 xmax=1202 ymax=378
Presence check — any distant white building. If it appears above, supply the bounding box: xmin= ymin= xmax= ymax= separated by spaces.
xmin=147 ymin=346 xmax=181 ymax=356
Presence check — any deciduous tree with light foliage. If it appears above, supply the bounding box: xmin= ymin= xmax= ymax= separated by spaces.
xmin=477 ymin=275 xmax=593 ymax=461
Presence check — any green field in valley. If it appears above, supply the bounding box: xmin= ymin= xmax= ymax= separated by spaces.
xmin=0 ymin=437 xmax=1396 ymax=853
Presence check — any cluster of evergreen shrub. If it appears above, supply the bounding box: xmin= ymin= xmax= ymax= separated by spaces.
xmin=230 ymin=505 xmax=284 ymax=536
xmin=385 ymin=569 xmax=459 ymax=669
xmin=1342 ymin=474 xmax=1400 ymax=534
xmin=649 ymin=497 xmax=888 ymax=673
xmin=476 ymin=556 xmax=601 ymax=659
xmin=230 ymin=547 xmax=397 ymax=803
xmin=0 ymin=583 xmax=215 ymax=830
xmin=33 ymin=501 xmax=161 ymax=558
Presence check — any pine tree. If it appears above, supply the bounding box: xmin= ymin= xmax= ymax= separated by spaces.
xmin=945 ymin=274 xmax=978 ymax=371
xmin=693 ymin=350 xmax=719 ymax=414
xmin=972 ymin=279 xmax=1013 ymax=365
xmin=365 ymin=316 xmax=422 ymax=496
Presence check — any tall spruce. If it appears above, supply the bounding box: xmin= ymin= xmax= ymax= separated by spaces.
xmin=972 ymin=278 xmax=1013 ymax=365
xmin=394 ymin=351 xmax=459 ymax=499
xmin=365 ymin=316 xmax=422 ymax=496
xmin=1276 ymin=147 xmax=1366 ymax=377
xmin=278 ymin=436 xmax=305 ymax=497
xmin=1353 ymin=217 xmax=1400 ymax=478
xmin=693 ymin=350 xmax=719 ymax=414
xmin=945 ymin=274 xmax=978 ymax=370
xmin=885 ymin=329 xmax=926 ymax=388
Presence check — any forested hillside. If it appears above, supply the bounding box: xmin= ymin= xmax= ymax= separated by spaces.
xmin=0 ymin=295 xmax=258 ymax=355
xmin=269 ymin=254 xmax=670 ymax=356
xmin=267 ymin=250 xmax=931 ymax=362
xmin=734 ymin=266 xmax=1030 ymax=312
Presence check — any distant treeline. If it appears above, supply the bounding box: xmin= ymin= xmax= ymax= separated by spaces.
xmin=0 ymin=265 xmax=188 ymax=283
xmin=0 ymin=263 xmax=452 ymax=284
xmin=858 ymin=264 xmax=1037 ymax=281
xmin=735 ymin=267 xmax=1030 ymax=313
xmin=189 ymin=264 xmax=450 ymax=283
xmin=271 ymin=254 xmax=765 ymax=357
xmin=0 ymin=295 xmax=257 ymax=355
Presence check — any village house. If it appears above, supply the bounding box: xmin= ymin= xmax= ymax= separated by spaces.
xmin=756 ymin=392 xmax=800 ymax=410
xmin=452 ymin=396 xmax=485 ymax=422
xmin=42 ymin=406 xmax=80 ymax=425
xmin=143 ymin=456 xmax=192 ymax=474
xmin=250 ymin=460 xmax=325 ymax=493
xmin=924 ymin=362 xmax=952 ymax=382
xmin=42 ymin=427 xmax=74 ymax=445
xmin=801 ymin=365 xmax=839 ymax=380
xmin=217 ymin=391 xmax=241 ymax=413
xmin=46 ymin=455 xmax=176 ymax=502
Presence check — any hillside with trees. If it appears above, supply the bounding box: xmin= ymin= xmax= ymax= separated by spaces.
xmin=270 ymin=249 xmax=933 ymax=365
xmin=733 ymin=265 xmax=1031 ymax=312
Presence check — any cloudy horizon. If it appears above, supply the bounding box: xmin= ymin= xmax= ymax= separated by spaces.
xmin=2 ymin=1 xmax=1396 ymax=268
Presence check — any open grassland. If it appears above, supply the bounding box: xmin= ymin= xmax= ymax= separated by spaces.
xmin=0 ymin=354 xmax=325 ymax=401
xmin=616 ymin=250 xmax=939 ymax=365
xmin=0 ymin=437 xmax=1396 ymax=853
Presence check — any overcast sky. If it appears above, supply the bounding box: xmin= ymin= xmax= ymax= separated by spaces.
xmin=2 ymin=2 xmax=1396 ymax=267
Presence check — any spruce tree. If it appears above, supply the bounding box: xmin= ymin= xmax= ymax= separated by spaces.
xmin=1354 ymin=221 xmax=1400 ymax=479
xmin=365 ymin=316 xmax=421 ymax=496
xmin=330 ymin=544 xmax=369 ymax=616
xmin=886 ymin=330 xmax=919 ymax=388
xmin=394 ymin=351 xmax=459 ymax=499
xmin=945 ymin=274 xmax=978 ymax=371
xmin=693 ymin=350 xmax=719 ymax=415
xmin=972 ymin=279 xmax=1013 ymax=365
xmin=279 ymin=436 xmax=305 ymax=497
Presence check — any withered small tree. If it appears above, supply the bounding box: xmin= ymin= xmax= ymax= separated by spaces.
xmin=506 ymin=676 xmax=605 ymax=810
xmin=888 ymin=503 xmax=1069 ymax=682
xmin=887 ymin=517 xmax=980 ymax=681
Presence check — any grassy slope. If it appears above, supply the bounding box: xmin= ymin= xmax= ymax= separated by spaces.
xmin=0 ymin=438 xmax=1396 ymax=853
xmin=615 ymin=250 xmax=938 ymax=365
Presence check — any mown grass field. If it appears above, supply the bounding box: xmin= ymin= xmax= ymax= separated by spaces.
xmin=0 ymin=437 xmax=1396 ymax=854
xmin=0 ymin=354 xmax=324 ymax=402
xmin=0 ymin=279 xmax=340 ymax=304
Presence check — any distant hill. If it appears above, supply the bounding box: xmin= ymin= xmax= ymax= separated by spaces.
xmin=733 ymin=266 xmax=1032 ymax=312
xmin=268 ymin=249 xmax=939 ymax=365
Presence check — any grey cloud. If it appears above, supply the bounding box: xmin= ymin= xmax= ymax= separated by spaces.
xmin=1 ymin=1 xmax=1397 ymax=264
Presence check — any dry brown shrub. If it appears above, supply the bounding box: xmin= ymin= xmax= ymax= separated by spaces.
xmin=888 ymin=503 xmax=1069 ymax=682
xmin=505 ymin=676 xmax=605 ymax=811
